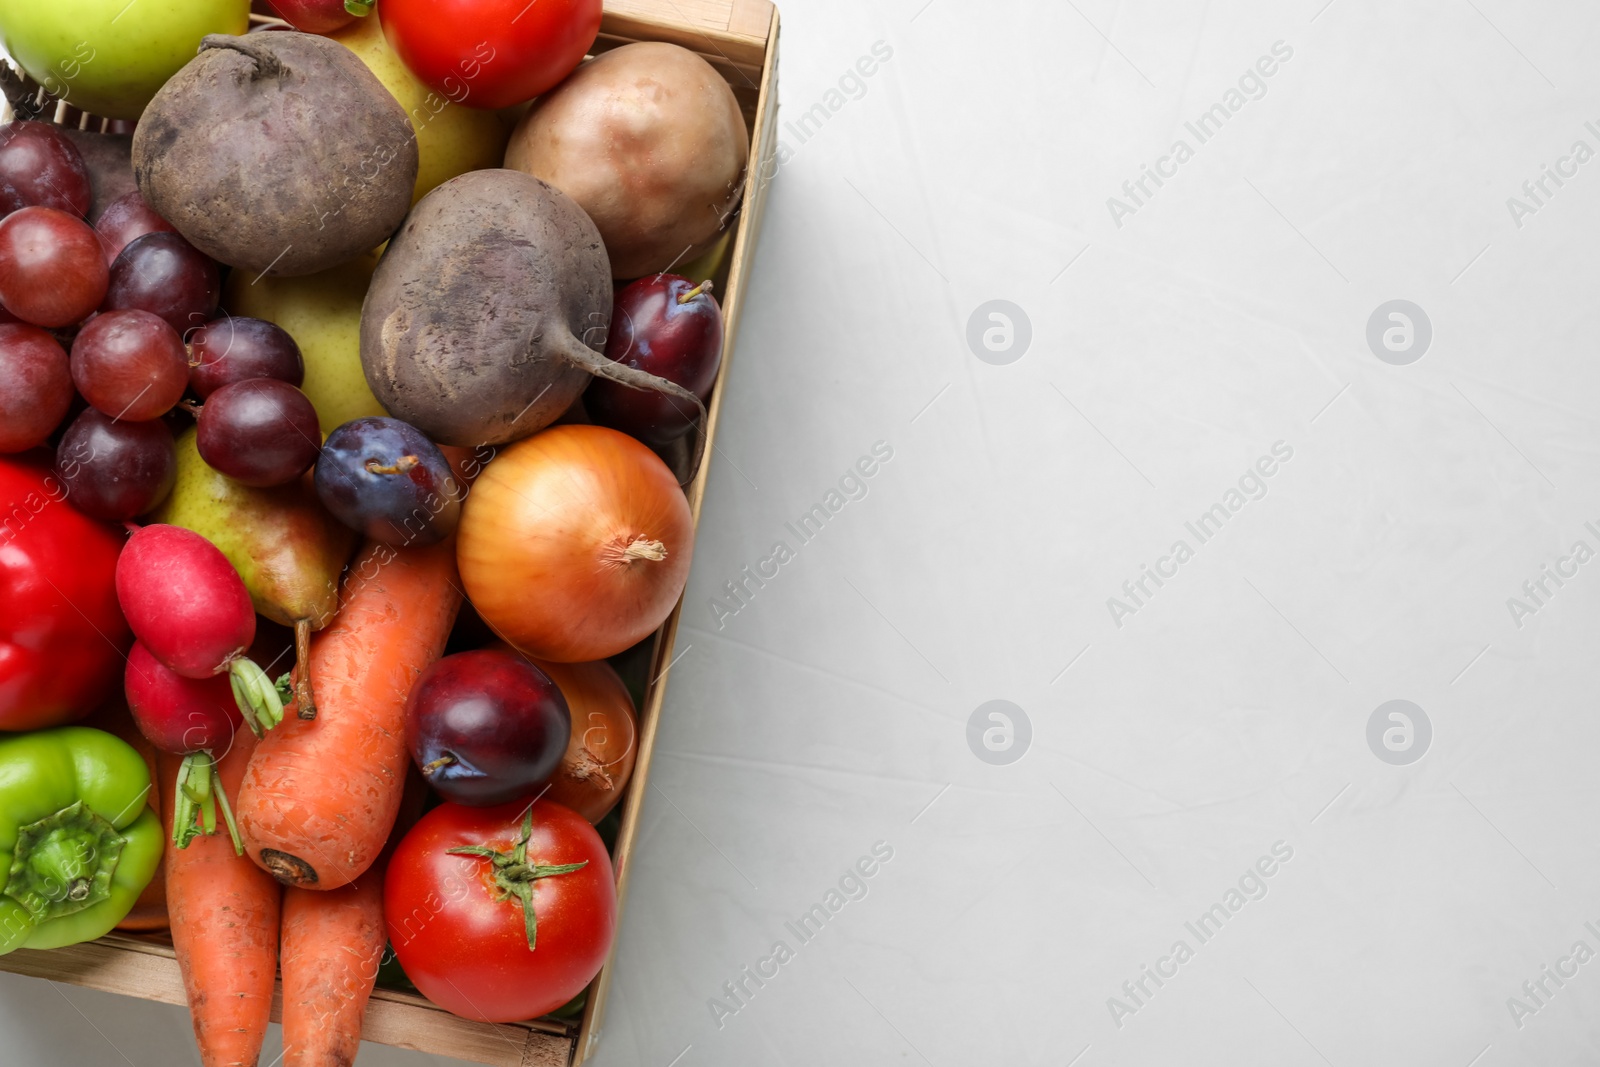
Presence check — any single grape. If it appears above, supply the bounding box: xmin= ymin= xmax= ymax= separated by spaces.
xmin=94 ymin=190 xmax=176 ymax=266
xmin=103 ymin=232 xmax=220 ymax=337
xmin=0 ymin=122 xmax=92 ymax=219
xmin=70 ymin=309 xmax=188 ymax=421
xmin=0 ymin=207 xmax=108 ymax=327
xmin=315 ymin=417 xmax=460 ymax=546
xmin=0 ymin=323 xmax=73 ymax=451
xmin=196 ymin=378 xmax=321 ymax=487
xmin=188 ymin=316 xmax=304 ymax=398
xmin=55 ymin=408 xmax=176 ymax=520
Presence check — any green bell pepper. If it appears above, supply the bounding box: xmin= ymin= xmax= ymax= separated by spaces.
xmin=0 ymin=727 xmax=163 ymax=955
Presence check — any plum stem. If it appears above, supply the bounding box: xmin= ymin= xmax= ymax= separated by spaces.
xmin=365 ymin=455 xmax=419 ymax=476
xmin=293 ymin=618 xmax=315 ymax=721
xmin=677 ymin=281 xmax=713 ymax=304
xmin=421 ymin=754 xmax=456 ymax=777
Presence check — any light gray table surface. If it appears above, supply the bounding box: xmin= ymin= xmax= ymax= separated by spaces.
xmin=6 ymin=0 xmax=1600 ymax=1063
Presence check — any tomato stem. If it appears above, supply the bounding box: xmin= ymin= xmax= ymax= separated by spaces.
xmin=445 ymin=808 xmax=588 ymax=951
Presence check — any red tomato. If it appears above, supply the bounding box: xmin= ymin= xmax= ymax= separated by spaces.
xmin=378 ymin=0 xmax=602 ymax=110
xmin=385 ymin=798 xmax=616 ymax=1021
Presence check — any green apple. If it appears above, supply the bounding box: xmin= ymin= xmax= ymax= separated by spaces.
xmin=224 ymin=251 xmax=389 ymax=432
xmin=329 ymin=14 xmax=509 ymax=204
xmin=0 ymin=0 xmax=249 ymax=120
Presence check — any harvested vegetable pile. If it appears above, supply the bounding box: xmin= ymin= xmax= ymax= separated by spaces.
xmin=0 ymin=0 xmax=748 ymax=1061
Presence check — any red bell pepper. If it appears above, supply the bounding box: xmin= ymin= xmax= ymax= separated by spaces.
xmin=0 ymin=455 xmax=130 ymax=731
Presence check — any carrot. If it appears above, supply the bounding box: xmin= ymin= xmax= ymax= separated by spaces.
xmin=278 ymin=768 xmax=427 ymax=1065
xmin=280 ymin=873 xmax=386 ymax=1067
xmin=235 ymin=537 xmax=462 ymax=889
xmin=160 ymin=731 xmax=281 ymax=1067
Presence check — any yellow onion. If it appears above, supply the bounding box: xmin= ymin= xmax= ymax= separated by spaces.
xmin=459 ymin=424 xmax=692 ymax=662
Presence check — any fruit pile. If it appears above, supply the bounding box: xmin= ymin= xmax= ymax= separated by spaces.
xmin=0 ymin=2 xmax=747 ymax=1063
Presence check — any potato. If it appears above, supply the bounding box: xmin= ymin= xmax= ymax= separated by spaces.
xmin=505 ymin=42 xmax=749 ymax=279
xmin=132 ymin=32 xmax=417 ymax=277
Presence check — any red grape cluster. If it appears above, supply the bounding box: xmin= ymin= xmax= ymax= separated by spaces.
xmin=0 ymin=120 xmax=324 ymax=520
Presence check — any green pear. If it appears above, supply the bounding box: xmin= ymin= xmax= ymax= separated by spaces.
xmin=679 ymin=229 xmax=733 ymax=285
xmin=223 ymin=250 xmax=388 ymax=432
xmin=328 ymin=14 xmax=511 ymax=205
xmin=150 ymin=429 xmax=357 ymax=718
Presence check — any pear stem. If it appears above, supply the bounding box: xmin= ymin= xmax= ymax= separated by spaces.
xmin=294 ymin=617 xmax=315 ymax=721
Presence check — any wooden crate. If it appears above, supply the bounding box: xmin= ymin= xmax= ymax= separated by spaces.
xmin=0 ymin=3 xmax=781 ymax=1064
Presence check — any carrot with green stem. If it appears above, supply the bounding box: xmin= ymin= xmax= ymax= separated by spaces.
xmin=160 ymin=730 xmax=281 ymax=1067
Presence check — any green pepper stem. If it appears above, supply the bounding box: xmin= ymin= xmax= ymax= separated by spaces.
xmin=173 ymin=751 xmax=243 ymax=854
xmin=445 ymin=808 xmax=588 ymax=950
xmin=1 ymin=801 xmax=126 ymax=923
xmin=228 ymin=657 xmax=284 ymax=738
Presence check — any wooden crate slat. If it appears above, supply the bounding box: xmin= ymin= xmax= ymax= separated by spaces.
xmin=598 ymin=10 xmax=768 ymax=78
xmin=0 ymin=936 xmax=571 ymax=1066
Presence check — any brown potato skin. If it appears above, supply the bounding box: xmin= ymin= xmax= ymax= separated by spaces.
xmin=504 ymin=42 xmax=749 ymax=279
xmin=359 ymin=169 xmax=612 ymax=446
xmin=132 ymin=32 xmax=417 ymax=277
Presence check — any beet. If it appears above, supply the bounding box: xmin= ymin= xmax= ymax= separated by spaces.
xmin=131 ymin=32 xmax=417 ymax=277
xmin=359 ymin=169 xmax=704 ymax=455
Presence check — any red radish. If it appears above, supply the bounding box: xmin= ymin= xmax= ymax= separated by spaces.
xmin=125 ymin=640 xmax=264 ymax=852
xmin=115 ymin=524 xmax=285 ymax=729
